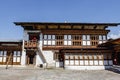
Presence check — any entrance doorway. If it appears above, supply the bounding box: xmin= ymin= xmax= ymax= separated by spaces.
xmin=54 ymin=52 xmax=64 ymax=67
xmin=26 ymin=50 xmax=36 ymax=65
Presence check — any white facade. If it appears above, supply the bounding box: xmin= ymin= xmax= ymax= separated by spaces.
xmin=19 ymin=30 xmax=113 ymax=70
xmin=64 ymin=53 xmax=113 ymax=70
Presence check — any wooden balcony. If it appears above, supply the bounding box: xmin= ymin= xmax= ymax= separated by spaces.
xmin=24 ymin=40 xmax=38 ymax=49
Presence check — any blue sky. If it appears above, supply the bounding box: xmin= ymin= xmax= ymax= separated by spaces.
xmin=0 ymin=0 xmax=120 ymax=40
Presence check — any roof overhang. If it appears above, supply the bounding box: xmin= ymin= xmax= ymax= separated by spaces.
xmin=14 ymin=22 xmax=120 ymax=26
xmin=14 ymin=22 xmax=120 ymax=30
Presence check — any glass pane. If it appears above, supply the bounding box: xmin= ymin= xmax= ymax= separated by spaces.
xmin=52 ymin=35 xmax=55 ymax=39
xmin=89 ymin=54 xmax=93 ymax=59
xmin=68 ymin=41 xmax=72 ymax=45
xmin=65 ymin=55 xmax=69 ymax=59
xmin=82 ymin=41 xmax=86 ymax=45
xmin=0 ymin=51 xmax=2 ymax=56
xmin=44 ymin=40 xmax=47 ymax=45
xmin=52 ymin=41 xmax=55 ymax=45
xmin=64 ymin=41 xmax=68 ymax=45
xmin=44 ymin=35 xmax=47 ymax=39
xmin=48 ymin=35 xmax=51 ymax=39
xmin=13 ymin=57 xmax=16 ymax=62
xmin=103 ymin=35 xmax=106 ymax=40
xmin=70 ymin=55 xmax=74 ymax=59
xmin=82 ymin=35 xmax=86 ymax=40
xmin=14 ymin=51 xmax=16 ymax=56
xmin=64 ymin=35 xmax=67 ymax=40
xmin=99 ymin=35 xmax=102 ymax=40
xmin=68 ymin=35 xmax=71 ymax=40
xmin=48 ymin=40 xmax=51 ymax=45
xmin=99 ymin=41 xmax=102 ymax=44
xmin=94 ymin=54 xmax=97 ymax=59
xmin=75 ymin=55 xmax=78 ymax=59
xmin=87 ymin=35 xmax=90 ymax=40
xmin=98 ymin=54 xmax=102 ymax=59
xmin=17 ymin=57 xmax=20 ymax=62
xmin=87 ymin=41 xmax=90 ymax=45
xmin=4 ymin=51 xmax=7 ymax=56
xmin=103 ymin=41 xmax=106 ymax=43
xmin=17 ymin=51 xmax=21 ymax=56
xmin=84 ymin=54 xmax=88 ymax=59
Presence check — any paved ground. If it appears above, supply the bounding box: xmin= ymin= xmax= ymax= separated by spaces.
xmin=0 ymin=67 xmax=120 ymax=80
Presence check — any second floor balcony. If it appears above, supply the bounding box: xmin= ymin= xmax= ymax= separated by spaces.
xmin=24 ymin=40 xmax=38 ymax=49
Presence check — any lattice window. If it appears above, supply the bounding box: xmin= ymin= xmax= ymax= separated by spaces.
xmin=72 ymin=35 xmax=82 ymax=46
xmin=82 ymin=35 xmax=91 ymax=46
xmin=56 ymin=35 xmax=64 ymax=46
xmin=91 ymin=35 xmax=99 ymax=46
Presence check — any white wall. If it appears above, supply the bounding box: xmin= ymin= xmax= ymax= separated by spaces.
xmin=64 ymin=53 xmax=113 ymax=70
xmin=35 ymin=33 xmax=55 ymax=67
xmin=21 ymin=50 xmax=26 ymax=66
xmin=64 ymin=66 xmax=112 ymax=70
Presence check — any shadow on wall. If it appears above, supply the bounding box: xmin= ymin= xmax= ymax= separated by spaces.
xmin=105 ymin=66 xmax=120 ymax=74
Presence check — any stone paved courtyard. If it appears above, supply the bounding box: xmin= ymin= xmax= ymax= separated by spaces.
xmin=0 ymin=67 xmax=120 ymax=80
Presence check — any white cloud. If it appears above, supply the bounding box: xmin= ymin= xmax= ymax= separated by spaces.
xmin=108 ymin=31 xmax=120 ymax=39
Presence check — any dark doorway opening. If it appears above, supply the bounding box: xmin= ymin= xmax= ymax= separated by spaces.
xmin=117 ymin=53 xmax=120 ymax=65
xmin=26 ymin=50 xmax=36 ymax=65
xmin=29 ymin=54 xmax=34 ymax=64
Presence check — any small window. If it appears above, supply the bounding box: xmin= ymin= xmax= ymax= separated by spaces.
xmin=4 ymin=51 xmax=7 ymax=56
xmin=89 ymin=54 xmax=93 ymax=59
xmin=94 ymin=54 xmax=97 ymax=59
xmin=48 ymin=40 xmax=51 ymax=45
xmin=103 ymin=35 xmax=106 ymax=40
xmin=17 ymin=51 xmax=21 ymax=56
xmin=65 ymin=55 xmax=69 ymax=60
xmin=80 ymin=54 xmax=83 ymax=59
xmin=68 ymin=41 xmax=72 ymax=45
xmin=0 ymin=51 xmax=3 ymax=56
xmin=14 ymin=51 xmax=17 ymax=56
xmin=99 ymin=41 xmax=102 ymax=44
xmin=99 ymin=35 xmax=102 ymax=40
xmin=87 ymin=35 xmax=90 ymax=40
xmin=70 ymin=55 xmax=74 ymax=60
xmin=52 ymin=35 xmax=55 ymax=39
xmin=52 ymin=41 xmax=55 ymax=45
xmin=44 ymin=40 xmax=47 ymax=45
xmin=44 ymin=35 xmax=47 ymax=39
xmin=68 ymin=35 xmax=71 ymax=40
xmin=87 ymin=41 xmax=90 ymax=45
xmin=64 ymin=35 xmax=67 ymax=40
xmin=84 ymin=54 xmax=88 ymax=59
xmin=82 ymin=41 xmax=86 ymax=45
xmin=82 ymin=35 xmax=86 ymax=40
xmin=48 ymin=35 xmax=51 ymax=39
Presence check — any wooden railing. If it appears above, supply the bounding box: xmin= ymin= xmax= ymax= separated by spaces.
xmin=24 ymin=40 xmax=38 ymax=49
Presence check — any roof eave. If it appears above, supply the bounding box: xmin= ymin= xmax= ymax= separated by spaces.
xmin=14 ymin=22 xmax=120 ymax=26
